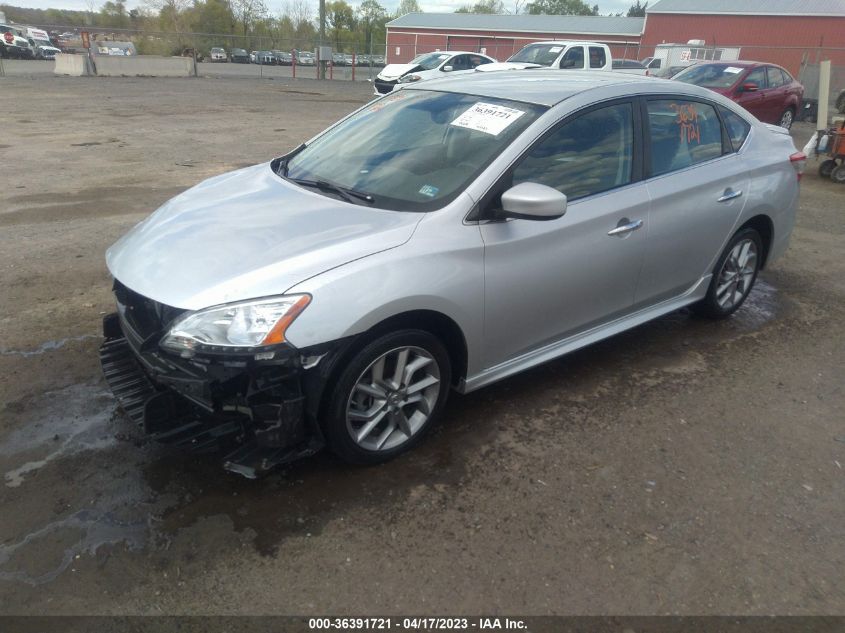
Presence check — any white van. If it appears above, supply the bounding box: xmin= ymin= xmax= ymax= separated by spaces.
xmin=26 ymin=27 xmax=61 ymax=59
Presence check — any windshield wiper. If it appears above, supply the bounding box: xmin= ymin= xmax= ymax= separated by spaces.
xmin=289 ymin=178 xmax=375 ymax=205
xmin=276 ymin=143 xmax=306 ymax=177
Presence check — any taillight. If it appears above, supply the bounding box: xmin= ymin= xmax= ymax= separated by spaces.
xmin=790 ymin=151 xmax=807 ymax=181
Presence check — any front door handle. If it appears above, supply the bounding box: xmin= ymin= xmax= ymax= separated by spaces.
xmin=718 ymin=189 xmax=743 ymax=202
xmin=607 ymin=218 xmax=644 ymax=237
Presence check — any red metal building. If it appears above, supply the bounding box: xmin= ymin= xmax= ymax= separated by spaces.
xmin=641 ymin=0 xmax=845 ymax=75
xmin=385 ymin=0 xmax=845 ymax=74
xmin=384 ymin=14 xmax=646 ymax=64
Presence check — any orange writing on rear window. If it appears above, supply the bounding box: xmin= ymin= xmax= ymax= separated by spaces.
xmin=670 ymin=103 xmax=701 ymax=144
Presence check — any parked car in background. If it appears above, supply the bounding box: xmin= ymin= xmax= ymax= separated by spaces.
xmin=372 ymin=55 xmax=385 ymax=66
xmin=100 ymin=71 xmax=803 ymax=476
xmin=296 ymin=51 xmax=315 ymax=65
xmin=26 ymin=27 xmax=61 ymax=59
xmin=332 ymin=53 xmax=346 ymax=66
xmin=255 ymin=50 xmax=275 ymax=65
xmin=673 ymin=61 xmax=803 ymax=129
xmin=275 ymin=51 xmax=292 ymax=65
xmin=374 ymin=50 xmax=496 ymax=95
xmin=344 ymin=53 xmax=354 ymax=66
xmin=612 ymin=59 xmax=648 ymax=75
xmin=478 ymin=41 xmax=611 ymax=72
xmin=1 ymin=24 xmax=34 ymax=58
xmin=231 ymin=48 xmax=249 ymax=63
xmin=210 ymin=47 xmax=227 ymax=62
xmin=653 ymin=65 xmax=687 ymax=79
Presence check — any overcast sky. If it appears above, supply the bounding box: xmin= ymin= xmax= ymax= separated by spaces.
xmin=11 ymin=0 xmax=639 ymax=17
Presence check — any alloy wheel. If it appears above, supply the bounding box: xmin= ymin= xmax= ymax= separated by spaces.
xmin=345 ymin=346 xmax=441 ymax=452
xmin=715 ymin=238 xmax=758 ymax=310
xmin=779 ymin=109 xmax=794 ymax=129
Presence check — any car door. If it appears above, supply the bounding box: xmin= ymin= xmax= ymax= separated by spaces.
xmin=635 ymin=97 xmax=749 ymax=307
xmin=733 ymin=66 xmax=768 ymax=120
xmin=765 ymin=66 xmax=789 ymax=122
xmin=479 ymin=101 xmax=649 ymax=369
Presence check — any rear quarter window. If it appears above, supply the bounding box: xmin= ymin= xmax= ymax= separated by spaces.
xmin=719 ymin=106 xmax=751 ymax=152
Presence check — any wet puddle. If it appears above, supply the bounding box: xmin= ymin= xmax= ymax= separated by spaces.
xmin=2 ymin=382 xmax=117 ymax=488
xmin=0 ymin=335 xmax=98 ymax=358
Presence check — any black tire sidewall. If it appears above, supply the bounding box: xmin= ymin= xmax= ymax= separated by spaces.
xmin=698 ymin=228 xmax=763 ymax=319
xmin=819 ymin=160 xmax=836 ymax=178
xmin=323 ymin=329 xmax=452 ymax=465
xmin=831 ymin=165 xmax=845 ymax=184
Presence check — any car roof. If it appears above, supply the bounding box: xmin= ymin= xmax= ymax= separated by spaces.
xmin=404 ymin=70 xmax=658 ymax=107
xmin=417 ymin=50 xmax=489 ymax=56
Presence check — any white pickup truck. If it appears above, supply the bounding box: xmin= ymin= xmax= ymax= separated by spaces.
xmin=478 ymin=41 xmax=613 ymax=73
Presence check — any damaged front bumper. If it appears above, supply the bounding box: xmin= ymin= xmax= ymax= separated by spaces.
xmin=99 ymin=299 xmax=336 ymax=478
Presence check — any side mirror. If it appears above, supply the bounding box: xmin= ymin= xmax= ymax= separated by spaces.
xmin=498 ymin=182 xmax=567 ymax=221
xmin=740 ymin=82 xmax=759 ymax=93
xmin=442 ymin=65 xmax=453 ymax=72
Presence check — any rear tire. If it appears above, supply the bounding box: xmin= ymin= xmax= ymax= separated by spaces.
xmin=831 ymin=164 xmax=845 ymax=184
xmin=777 ymin=108 xmax=795 ymax=130
xmin=819 ymin=159 xmax=836 ymax=178
xmin=693 ymin=228 xmax=762 ymax=319
xmin=323 ymin=329 xmax=452 ymax=465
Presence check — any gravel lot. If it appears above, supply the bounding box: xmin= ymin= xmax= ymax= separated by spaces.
xmin=1 ymin=75 xmax=844 ymax=615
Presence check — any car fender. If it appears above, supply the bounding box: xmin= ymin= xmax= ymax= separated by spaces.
xmin=283 ymin=195 xmax=485 ymax=377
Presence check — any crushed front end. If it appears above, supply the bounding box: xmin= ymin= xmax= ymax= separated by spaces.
xmin=99 ymin=280 xmax=332 ymax=478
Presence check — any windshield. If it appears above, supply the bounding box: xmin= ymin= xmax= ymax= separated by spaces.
xmin=507 ymin=44 xmax=563 ymax=66
xmin=409 ymin=52 xmax=451 ymax=70
xmin=283 ymin=90 xmax=545 ymax=212
xmin=674 ymin=64 xmax=747 ymax=88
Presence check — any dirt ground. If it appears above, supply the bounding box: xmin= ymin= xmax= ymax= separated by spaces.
xmin=1 ymin=75 xmax=844 ymax=616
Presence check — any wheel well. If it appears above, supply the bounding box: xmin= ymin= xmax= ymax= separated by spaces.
xmin=738 ymin=215 xmax=774 ymax=268
xmin=311 ymin=310 xmax=469 ymax=423
xmin=364 ymin=310 xmax=469 ymax=385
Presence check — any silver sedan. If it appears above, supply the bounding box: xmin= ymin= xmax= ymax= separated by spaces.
xmin=102 ymin=71 xmax=804 ymax=475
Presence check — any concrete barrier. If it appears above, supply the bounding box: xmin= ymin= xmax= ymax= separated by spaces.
xmin=54 ymin=53 xmax=90 ymax=76
xmin=94 ymin=55 xmax=195 ymax=77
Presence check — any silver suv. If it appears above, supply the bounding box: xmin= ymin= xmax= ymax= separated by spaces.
xmin=101 ymin=71 xmax=804 ymax=477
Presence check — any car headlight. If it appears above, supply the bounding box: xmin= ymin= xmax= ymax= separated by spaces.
xmin=398 ymin=74 xmax=421 ymax=83
xmin=160 ymin=295 xmax=310 ymax=355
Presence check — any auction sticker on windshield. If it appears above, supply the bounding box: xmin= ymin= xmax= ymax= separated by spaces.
xmin=451 ymin=102 xmax=525 ymax=136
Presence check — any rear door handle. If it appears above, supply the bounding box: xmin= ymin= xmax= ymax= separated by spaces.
xmin=718 ymin=189 xmax=743 ymax=202
xmin=607 ymin=218 xmax=644 ymax=237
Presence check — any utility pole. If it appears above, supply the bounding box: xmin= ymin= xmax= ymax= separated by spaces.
xmin=319 ymin=0 xmax=326 ymax=79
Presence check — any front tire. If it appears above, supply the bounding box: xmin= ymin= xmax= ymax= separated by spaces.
xmin=694 ymin=228 xmax=762 ymax=319
xmin=778 ymin=107 xmax=795 ymax=130
xmin=323 ymin=329 xmax=451 ymax=465
xmin=831 ymin=164 xmax=845 ymax=184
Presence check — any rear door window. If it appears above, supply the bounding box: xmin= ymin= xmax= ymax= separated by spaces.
xmin=647 ymin=99 xmax=723 ymax=176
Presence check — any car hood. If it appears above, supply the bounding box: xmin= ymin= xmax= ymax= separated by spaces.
xmin=377 ymin=63 xmax=419 ymax=80
xmin=476 ymin=62 xmax=542 ymax=72
xmin=106 ymin=164 xmax=423 ymax=310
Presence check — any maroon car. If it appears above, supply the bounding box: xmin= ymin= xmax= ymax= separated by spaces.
xmin=673 ymin=61 xmax=803 ymax=129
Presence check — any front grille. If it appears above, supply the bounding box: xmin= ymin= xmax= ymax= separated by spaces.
xmin=113 ymin=280 xmax=185 ymax=341
xmin=374 ymin=78 xmax=396 ymax=94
